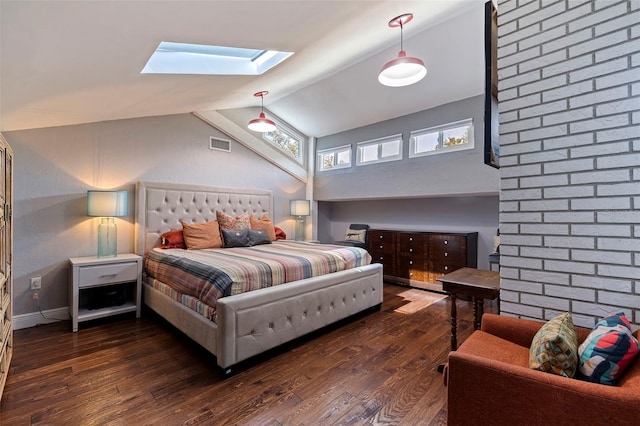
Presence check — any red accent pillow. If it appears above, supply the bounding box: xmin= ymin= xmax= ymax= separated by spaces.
xmin=274 ymin=226 xmax=287 ymax=240
xmin=160 ymin=229 xmax=186 ymax=249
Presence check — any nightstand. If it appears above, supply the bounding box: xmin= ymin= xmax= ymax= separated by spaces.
xmin=69 ymin=254 xmax=142 ymax=332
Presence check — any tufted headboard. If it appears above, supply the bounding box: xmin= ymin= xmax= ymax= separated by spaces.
xmin=135 ymin=181 xmax=273 ymax=254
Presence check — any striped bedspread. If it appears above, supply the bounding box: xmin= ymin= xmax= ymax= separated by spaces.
xmin=144 ymin=241 xmax=371 ymax=320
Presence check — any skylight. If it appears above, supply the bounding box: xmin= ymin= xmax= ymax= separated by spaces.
xmin=141 ymin=41 xmax=293 ymax=75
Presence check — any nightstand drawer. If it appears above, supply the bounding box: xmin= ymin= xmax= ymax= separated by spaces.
xmin=78 ymin=262 xmax=138 ymax=288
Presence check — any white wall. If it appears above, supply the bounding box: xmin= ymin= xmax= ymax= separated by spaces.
xmin=498 ymin=0 xmax=639 ymax=328
xmin=5 ymin=113 xmax=306 ymax=316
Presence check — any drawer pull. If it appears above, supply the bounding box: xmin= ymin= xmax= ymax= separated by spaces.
xmin=409 ymin=272 xmax=413 ymax=277
xmin=444 ymin=266 xmax=449 ymax=271
xmin=380 ymin=256 xmax=384 ymax=260
xmin=409 ymin=260 xmax=413 ymax=265
xmin=379 ymin=245 xmax=383 ymax=249
xmin=379 ymin=235 xmax=383 ymax=239
xmin=409 ymin=237 xmax=413 ymax=242
xmin=444 ymin=252 xmax=448 ymax=257
xmin=444 ymin=240 xmax=448 ymax=245
xmin=99 ymin=274 xmax=118 ymax=278
xmin=409 ymin=248 xmax=413 ymax=252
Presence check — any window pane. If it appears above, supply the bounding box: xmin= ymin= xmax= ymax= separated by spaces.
xmin=360 ymin=145 xmax=379 ymax=163
xmin=414 ymin=132 xmax=439 ymax=153
xmin=442 ymin=126 xmax=469 ymax=147
xmin=336 ymin=150 xmax=350 ymax=165
xmin=263 ymin=129 xmax=302 ymax=162
xmin=380 ymin=140 xmax=400 ymax=158
xmin=321 ymin=152 xmax=335 ymax=169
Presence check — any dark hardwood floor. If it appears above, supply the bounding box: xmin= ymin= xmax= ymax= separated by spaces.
xmin=0 ymin=284 xmax=489 ymax=425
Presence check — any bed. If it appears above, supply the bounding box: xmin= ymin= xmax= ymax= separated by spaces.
xmin=134 ymin=181 xmax=383 ymax=375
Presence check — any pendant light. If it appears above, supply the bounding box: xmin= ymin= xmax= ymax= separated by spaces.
xmin=378 ymin=13 xmax=427 ymax=87
xmin=247 ymin=91 xmax=277 ymax=132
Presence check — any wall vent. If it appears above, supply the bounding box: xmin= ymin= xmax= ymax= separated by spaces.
xmin=209 ymin=137 xmax=231 ymax=152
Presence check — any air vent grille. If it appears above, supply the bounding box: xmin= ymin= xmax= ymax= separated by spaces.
xmin=210 ymin=137 xmax=231 ymax=152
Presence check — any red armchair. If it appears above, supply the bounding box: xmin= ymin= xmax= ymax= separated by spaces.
xmin=446 ymin=313 xmax=640 ymax=425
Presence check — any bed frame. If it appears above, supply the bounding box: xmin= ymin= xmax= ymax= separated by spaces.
xmin=134 ymin=181 xmax=383 ymax=375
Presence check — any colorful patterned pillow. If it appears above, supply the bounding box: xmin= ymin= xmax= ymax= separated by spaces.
xmin=180 ymin=220 xmax=222 ymax=250
xmin=216 ymin=211 xmax=251 ymax=230
xmin=577 ymin=312 xmax=640 ymax=385
xmin=529 ymin=312 xmax=579 ymax=378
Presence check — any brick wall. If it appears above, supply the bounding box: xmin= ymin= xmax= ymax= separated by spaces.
xmin=497 ymin=0 xmax=639 ymax=327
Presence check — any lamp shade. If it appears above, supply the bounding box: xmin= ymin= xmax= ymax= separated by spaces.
xmin=248 ymin=112 xmax=277 ymax=132
xmin=87 ymin=191 xmax=128 ymax=217
xmin=289 ymin=199 xmax=310 ymax=216
xmin=378 ymin=50 xmax=427 ymax=87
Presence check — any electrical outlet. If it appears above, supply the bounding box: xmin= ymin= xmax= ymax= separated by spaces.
xmin=30 ymin=276 xmax=42 ymax=290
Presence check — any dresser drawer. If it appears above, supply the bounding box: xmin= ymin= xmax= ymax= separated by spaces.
xmin=429 ymin=235 xmax=467 ymax=264
xmin=77 ymin=262 xmax=138 ymax=288
xmin=397 ymin=232 xmax=425 ymax=257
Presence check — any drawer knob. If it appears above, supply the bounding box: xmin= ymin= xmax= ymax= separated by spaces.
xmin=379 ymin=235 xmax=383 ymax=239
xmin=409 ymin=237 xmax=413 ymax=242
xmin=444 ymin=266 xmax=449 ymax=271
xmin=409 ymin=260 xmax=413 ymax=265
xmin=410 ymin=272 xmax=413 ymax=277
xmin=379 ymin=245 xmax=383 ymax=249
xmin=444 ymin=252 xmax=448 ymax=257
xmin=380 ymin=256 xmax=384 ymax=260
xmin=444 ymin=240 xmax=448 ymax=245
xmin=409 ymin=248 xmax=413 ymax=252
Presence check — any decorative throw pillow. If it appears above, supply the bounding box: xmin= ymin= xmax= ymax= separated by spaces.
xmin=529 ymin=312 xmax=579 ymax=378
xmin=344 ymin=229 xmax=366 ymax=243
xmin=250 ymin=214 xmax=276 ymax=241
xmin=216 ymin=211 xmax=251 ymax=230
xmin=180 ymin=220 xmax=222 ymax=250
xmin=274 ymin=226 xmax=287 ymax=240
xmin=577 ymin=312 xmax=640 ymax=385
xmin=222 ymin=229 xmax=271 ymax=248
xmin=159 ymin=229 xmax=186 ymax=249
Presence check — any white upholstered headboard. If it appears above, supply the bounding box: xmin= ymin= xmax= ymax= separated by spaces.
xmin=135 ymin=181 xmax=273 ymax=254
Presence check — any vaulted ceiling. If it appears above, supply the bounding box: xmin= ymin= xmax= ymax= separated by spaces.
xmin=0 ymin=0 xmax=486 ymax=137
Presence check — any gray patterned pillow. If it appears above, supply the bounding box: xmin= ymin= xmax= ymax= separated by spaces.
xmin=222 ymin=229 xmax=271 ymax=248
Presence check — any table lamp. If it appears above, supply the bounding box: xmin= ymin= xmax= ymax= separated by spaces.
xmin=87 ymin=190 xmax=128 ymax=257
xmin=289 ymin=199 xmax=310 ymax=241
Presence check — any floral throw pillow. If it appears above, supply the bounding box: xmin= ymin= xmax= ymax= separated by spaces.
xmin=216 ymin=211 xmax=251 ymax=231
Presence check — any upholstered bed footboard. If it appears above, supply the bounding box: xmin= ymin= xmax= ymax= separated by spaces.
xmin=216 ymin=263 xmax=383 ymax=371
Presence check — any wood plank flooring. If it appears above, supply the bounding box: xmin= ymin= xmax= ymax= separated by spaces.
xmin=0 ymin=284 xmax=489 ymax=425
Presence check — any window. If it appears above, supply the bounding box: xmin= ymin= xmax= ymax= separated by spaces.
xmin=263 ymin=127 xmax=304 ymax=163
xmin=409 ymin=119 xmax=474 ymax=158
xmin=317 ymin=145 xmax=352 ymax=171
xmin=356 ymin=134 xmax=403 ymax=166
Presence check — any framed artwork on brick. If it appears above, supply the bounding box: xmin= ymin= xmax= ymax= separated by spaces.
xmin=484 ymin=0 xmax=499 ymax=169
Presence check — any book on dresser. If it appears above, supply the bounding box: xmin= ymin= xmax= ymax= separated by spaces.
xmin=367 ymin=229 xmax=478 ymax=292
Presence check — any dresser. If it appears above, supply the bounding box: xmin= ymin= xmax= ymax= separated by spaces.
xmin=368 ymin=229 xmax=478 ymax=292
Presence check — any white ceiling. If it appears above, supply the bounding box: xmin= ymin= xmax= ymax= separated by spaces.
xmin=0 ymin=0 xmax=486 ymax=137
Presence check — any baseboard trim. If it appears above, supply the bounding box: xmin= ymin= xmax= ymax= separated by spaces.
xmin=13 ymin=307 xmax=69 ymax=330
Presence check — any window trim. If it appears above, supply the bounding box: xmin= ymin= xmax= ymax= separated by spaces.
xmin=409 ymin=119 xmax=474 ymax=158
xmin=317 ymin=144 xmax=352 ymax=172
xmin=356 ymin=134 xmax=403 ymax=166
xmin=261 ymin=118 xmax=305 ymax=166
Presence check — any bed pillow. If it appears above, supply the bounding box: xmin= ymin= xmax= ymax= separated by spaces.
xmin=529 ymin=312 xmax=579 ymax=378
xmin=250 ymin=214 xmax=276 ymax=241
xmin=222 ymin=229 xmax=271 ymax=247
xmin=180 ymin=220 xmax=223 ymax=250
xmin=274 ymin=226 xmax=287 ymax=240
xmin=216 ymin=211 xmax=251 ymax=231
xmin=344 ymin=229 xmax=366 ymax=243
xmin=159 ymin=229 xmax=186 ymax=249
xmin=577 ymin=312 xmax=640 ymax=385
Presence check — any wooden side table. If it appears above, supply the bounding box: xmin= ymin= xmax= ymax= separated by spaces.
xmin=438 ymin=267 xmax=500 ymax=352
xmin=69 ymin=254 xmax=142 ymax=332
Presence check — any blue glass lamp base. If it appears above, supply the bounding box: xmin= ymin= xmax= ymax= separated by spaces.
xmin=97 ymin=217 xmax=117 ymax=257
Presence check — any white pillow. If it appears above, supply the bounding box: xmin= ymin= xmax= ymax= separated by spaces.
xmin=344 ymin=229 xmax=366 ymax=243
